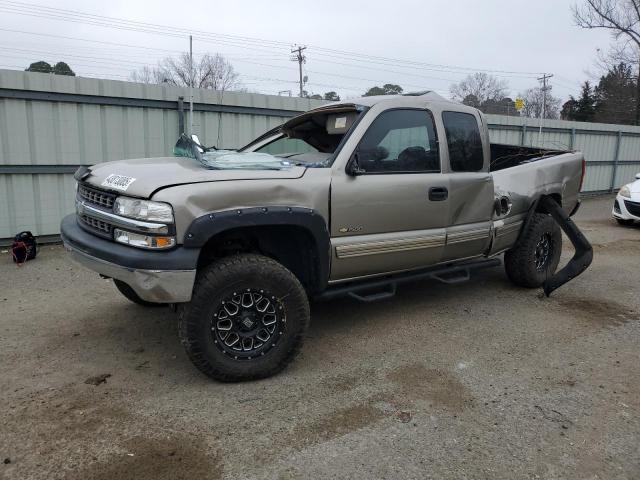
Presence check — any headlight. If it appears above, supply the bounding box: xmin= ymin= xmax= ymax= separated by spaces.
xmin=619 ymin=184 xmax=631 ymax=198
xmin=114 ymin=229 xmax=176 ymax=250
xmin=114 ymin=196 xmax=174 ymax=223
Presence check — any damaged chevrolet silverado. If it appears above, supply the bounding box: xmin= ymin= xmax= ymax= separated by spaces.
xmin=61 ymin=92 xmax=593 ymax=381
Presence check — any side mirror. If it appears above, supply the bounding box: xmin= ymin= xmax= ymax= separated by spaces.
xmin=346 ymin=151 xmax=365 ymax=176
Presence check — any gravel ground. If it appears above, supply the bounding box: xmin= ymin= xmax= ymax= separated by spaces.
xmin=0 ymin=195 xmax=638 ymax=480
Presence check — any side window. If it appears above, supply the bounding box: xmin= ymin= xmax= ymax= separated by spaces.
xmin=356 ymin=109 xmax=439 ymax=173
xmin=442 ymin=111 xmax=484 ymax=172
xmin=256 ymin=136 xmax=318 ymax=155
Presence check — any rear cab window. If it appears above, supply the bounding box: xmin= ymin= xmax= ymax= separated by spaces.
xmin=442 ymin=111 xmax=484 ymax=172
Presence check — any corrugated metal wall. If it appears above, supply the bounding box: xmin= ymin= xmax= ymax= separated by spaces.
xmin=485 ymin=114 xmax=640 ymax=192
xmin=2 ymin=68 xmax=640 ymax=240
xmin=0 ymin=69 xmax=324 ymax=239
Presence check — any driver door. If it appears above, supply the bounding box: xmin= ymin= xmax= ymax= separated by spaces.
xmin=330 ymin=108 xmax=450 ymax=281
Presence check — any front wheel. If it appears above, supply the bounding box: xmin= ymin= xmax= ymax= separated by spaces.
xmin=178 ymin=254 xmax=310 ymax=382
xmin=504 ymin=213 xmax=562 ymax=288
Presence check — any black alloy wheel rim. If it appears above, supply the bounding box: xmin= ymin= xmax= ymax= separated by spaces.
xmin=211 ymin=288 xmax=285 ymax=360
xmin=534 ymin=232 xmax=554 ymax=271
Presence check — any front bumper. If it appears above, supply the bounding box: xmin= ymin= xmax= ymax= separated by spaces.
xmin=612 ymin=195 xmax=640 ymax=221
xmin=60 ymin=214 xmax=198 ymax=303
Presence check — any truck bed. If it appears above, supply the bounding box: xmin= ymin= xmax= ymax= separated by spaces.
xmin=490 ymin=145 xmax=584 ymax=218
xmin=489 ymin=143 xmax=566 ymax=172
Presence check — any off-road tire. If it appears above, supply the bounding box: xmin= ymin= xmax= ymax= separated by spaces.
xmin=616 ymin=218 xmax=635 ymax=226
xmin=177 ymin=254 xmax=310 ymax=382
xmin=504 ymin=213 xmax=562 ymax=288
xmin=113 ymin=279 xmax=164 ymax=307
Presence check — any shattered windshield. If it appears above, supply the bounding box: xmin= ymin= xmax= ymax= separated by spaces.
xmin=172 ymin=105 xmax=362 ymax=170
xmin=173 ymin=135 xmax=294 ymax=170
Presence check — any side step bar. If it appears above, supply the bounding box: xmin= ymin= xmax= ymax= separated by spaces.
xmin=539 ymin=196 xmax=593 ymax=297
xmin=315 ymin=258 xmax=501 ymax=303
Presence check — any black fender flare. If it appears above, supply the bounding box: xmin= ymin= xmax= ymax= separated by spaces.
xmin=183 ymin=206 xmax=331 ymax=291
xmin=514 ymin=195 xmax=592 ymax=296
xmin=538 ymin=196 xmax=593 ymax=296
xmin=515 ymin=193 xmax=565 ymax=249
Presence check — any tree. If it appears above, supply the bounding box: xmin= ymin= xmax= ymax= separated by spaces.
xmin=130 ymin=53 xmax=241 ymax=91
xmin=461 ymin=93 xmax=481 ymax=108
xmin=594 ymin=62 xmax=637 ymax=124
xmin=308 ymin=93 xmax=323 ymax=100
xmin=323 ymin=91 xmax=340 ymax=101
xmin=450 ymin=73 xmax=518 ymax=115
xmin=26 ymin=61 xmax=52 ymax=73
xmin=52 ymin=61 xmax=75 ymax=76
xmin=519 ymin=86 xmax=562 ymax=119
xmin=450 ymin=72 xmax=509 ymax=105
xmin=363 ymin=84 xmax=403 ymax=96
xmin=573 ymin=0 xmax=640 ymax=124
xmin=561 ymin=81 xmax=596 ymax=121
xmin=561 ymin=98 xmax=580 ymax=120
xmin=129 ymin=66 xmax=167 ymax=84
xmin=25 ymin=60 xmax=75 ymax=76
xmin=481 ymin=97 xmax=519 ymax=116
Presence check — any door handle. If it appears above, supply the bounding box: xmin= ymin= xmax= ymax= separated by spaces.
xmin=429 ymin=186 xmax=448 ymax=201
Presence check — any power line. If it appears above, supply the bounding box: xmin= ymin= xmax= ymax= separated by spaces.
xmin=0 ymin=0 xmax=560 ymax=98
xmin=0 ymin=0 xmax=547 ymax=78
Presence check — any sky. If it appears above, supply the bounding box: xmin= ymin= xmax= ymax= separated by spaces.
xmin=0 ymin=0 xmax=616 ymax=102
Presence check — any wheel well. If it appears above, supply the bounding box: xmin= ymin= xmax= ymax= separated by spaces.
xmin=536 ymin=193 xmax=562 ymax=213
xmin=197 ymin=225 xmax=321 ymax=293
xmin=513 ymin=193 xmax=563 ymax=249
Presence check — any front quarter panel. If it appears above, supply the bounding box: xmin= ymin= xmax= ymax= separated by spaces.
xmin=151 ymin=168 xmax=332 ymax=243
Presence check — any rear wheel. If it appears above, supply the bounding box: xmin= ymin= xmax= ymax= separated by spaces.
xmin=616 ymin=218 xmax=635 ymax=226
xmin=178 ymin=254 xmax=310 ymax=382
xmin=504 ymin=213 xmax=562 ymax=288
xmin=113 ymin=279 xmax=164 ymax=307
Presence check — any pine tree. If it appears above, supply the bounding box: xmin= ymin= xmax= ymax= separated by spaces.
xmin=594 ymin=63 xmax=637 ymax=125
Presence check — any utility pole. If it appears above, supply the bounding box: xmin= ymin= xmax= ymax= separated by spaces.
xmin=537 ymin=73 xmax=553 ymax=147
xmin=189 ymin=35 xmax=194 ymax=135
xmin=636 ymin=53 xmax=640 ymax=126
xmin=290 ymin=45 xmax=307 ymax=97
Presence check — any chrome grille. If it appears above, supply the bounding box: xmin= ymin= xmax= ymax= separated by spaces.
xmin=78 ymin=184 xmax=115 ymax=209
xmin=79 ymin=214 xmax=112 ymax=235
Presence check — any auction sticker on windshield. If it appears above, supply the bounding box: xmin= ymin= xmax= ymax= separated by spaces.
xmin=101 ymin=174 xmax=136 ymax=192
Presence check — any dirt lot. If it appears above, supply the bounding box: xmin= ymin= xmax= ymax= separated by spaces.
xmin=0 ymin=195 xmax=639 ymax=480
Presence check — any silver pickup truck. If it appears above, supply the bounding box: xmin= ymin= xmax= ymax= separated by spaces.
xmin=61 ymin=92 xmax=592 ymax=381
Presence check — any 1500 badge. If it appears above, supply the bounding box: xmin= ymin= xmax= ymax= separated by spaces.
xmin=101 ymin=174 xmax=136 ymax=192
xmin=338 ymin=226 xmax=363 ymax=233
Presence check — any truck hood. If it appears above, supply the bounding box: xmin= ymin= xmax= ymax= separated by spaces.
xmin=84 ymin=157 xmax=307 ymax=198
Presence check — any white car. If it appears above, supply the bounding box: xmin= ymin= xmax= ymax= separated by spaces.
xmin=613 ymin=173 xmax=640 ymax=225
